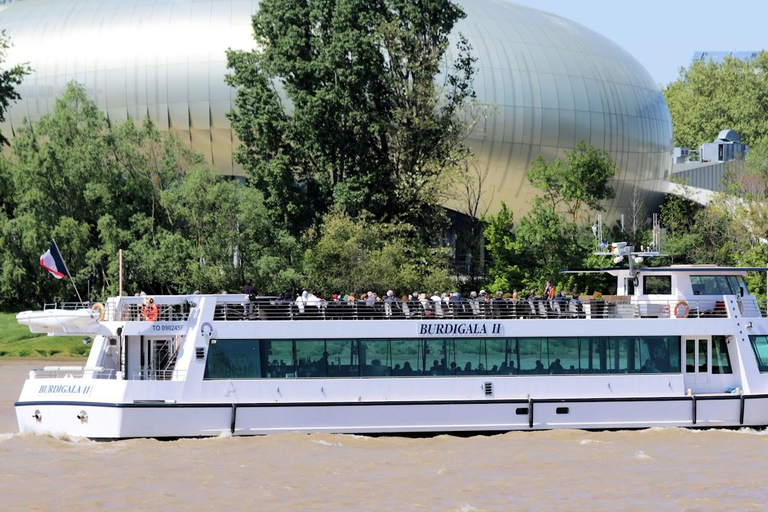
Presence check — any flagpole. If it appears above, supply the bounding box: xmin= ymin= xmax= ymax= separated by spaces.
xmin=52 ymin=238 xmax=85 ymax=306
xmin=119 ymin=249 xmax=123 ymax=297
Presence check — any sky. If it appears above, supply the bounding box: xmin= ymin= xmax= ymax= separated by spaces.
xmin=511 ymin=0 xmax=767 ymax=86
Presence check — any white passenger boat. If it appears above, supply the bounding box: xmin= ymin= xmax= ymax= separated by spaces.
xmin=14 ymin=259 xmax=768 ymax=439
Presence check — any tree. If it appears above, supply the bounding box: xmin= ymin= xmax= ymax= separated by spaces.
xmin=526 ymin=141 xmax=617 ymax=224
xmin=482 ymin=143 xmax=618 ymax=294
xmin=664 ymin=52 xmax=768 ymax=149
xmin=0 ymin=30 xmax=30 ymax=146
xmin=301 ymin=208 xmax=451 ymax=295
xmin=0 ymin=82 xmax=297 ymax=309
xmin=482 ymin=202 xmax=519 ymax=293
xmin=226 ymin=0 xmax=477 ymax=237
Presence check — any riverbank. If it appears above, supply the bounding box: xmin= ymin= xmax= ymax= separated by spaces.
xmin=0 ymin=313 xmax=88 ymax=357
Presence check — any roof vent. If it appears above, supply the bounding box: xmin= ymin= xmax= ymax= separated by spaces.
xmin=717 ymin=129 xmax=740 ymax=142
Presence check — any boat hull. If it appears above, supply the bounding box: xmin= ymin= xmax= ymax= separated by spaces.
xmin=16 ymin=394 xmax=768 ymax=439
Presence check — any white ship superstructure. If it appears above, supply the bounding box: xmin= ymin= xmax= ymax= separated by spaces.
xmin=14 ymin=265 xmax=768 ymax=439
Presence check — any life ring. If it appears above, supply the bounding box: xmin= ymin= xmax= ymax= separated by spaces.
xmin=91 ymin=302 xmax=105 ymax=321
xmin=142 ymin=300 xmax=159 ymax=321
xmin=674 ymin=301 xmax=689 ymax=318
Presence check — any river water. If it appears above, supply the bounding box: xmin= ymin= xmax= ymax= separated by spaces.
xmin=1 ymin=359 xmax=766 ymax=511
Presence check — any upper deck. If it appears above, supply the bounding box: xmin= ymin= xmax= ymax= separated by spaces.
xmin=89 ymin=293 xmax=761 ymax=322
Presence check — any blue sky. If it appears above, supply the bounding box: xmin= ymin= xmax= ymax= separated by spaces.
xmin=511 ymin=0 xmax=767 ymax=86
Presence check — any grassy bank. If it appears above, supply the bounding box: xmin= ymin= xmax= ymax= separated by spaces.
xmin=0 ymin=313 xmax=90 ymax=357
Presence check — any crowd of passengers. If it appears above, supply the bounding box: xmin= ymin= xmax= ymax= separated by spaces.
xmin=237 ymin=279 xmax=589 ymax=319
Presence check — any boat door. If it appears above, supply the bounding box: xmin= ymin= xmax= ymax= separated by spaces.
xmin=683 ymin=337 xmax=710 ymax=389
xmin=125 ymin=336 xmax=176 ymax=380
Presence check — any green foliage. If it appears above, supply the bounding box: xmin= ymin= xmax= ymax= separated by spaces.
xmin=226 ymin=0 xmax=477 ymax=238
xmin=664 ymin=52 xmax=768 ymax=148
xmin=483 ymin=202 xmax=520 ymax=293
xmin=526 ymin=141 xmax=617 ymax=223
xmin=660 ymin=139 xmax=768 ymax=294
xmin=0 ymin=31 xmax=30 ymax=146
xmin=482 ymin=144 xmax=618 ymax=295
xmin=0 ymin=82 xmax=300 ymax=309
xmin=302 ymin=209 xmax=452 ymax=295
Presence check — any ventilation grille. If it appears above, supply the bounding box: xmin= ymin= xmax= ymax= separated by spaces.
xmin=196 ymin=347 xmax=205 ymax=360
xmin=484 ymin=382 xmax=493 ymax=396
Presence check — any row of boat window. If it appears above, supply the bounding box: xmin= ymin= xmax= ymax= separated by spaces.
xmin=203 ymin=336 xmax=691 ymax=380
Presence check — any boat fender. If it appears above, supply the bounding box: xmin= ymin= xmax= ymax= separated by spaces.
xmin=674 ymin=301 xmax=689 ymax=319
xmin=142 ymin=298 xmax=159 ymax=321
xmin=91 ymin=302 xmax=105 ymax=322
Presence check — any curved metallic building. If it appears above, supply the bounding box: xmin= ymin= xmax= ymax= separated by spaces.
xmin=0 ymin=0 xmax=672 ymax=216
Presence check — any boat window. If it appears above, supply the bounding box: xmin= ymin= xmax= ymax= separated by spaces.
xmin=685 ymin=339 xmax=695 ymax=372
xmin=326 ymin=340 xmax=359 ymax=377
xmin=711 ymin=336 xmax=732 ymax=374
xmin=390 ymin=339 xmax=422 ymax=376
xmin=698 ymin=338 xmax=708 ymax=372
xmin=422 ymin=339 xmax=452 ymax=375
xmin=548 ymin=338 xmax=578 ymax=374
xmin=202 ymin=336 xmax=682 ymax=379
xmin=454 ymin=338 xmax=486 ymax=375
xmin=643 ymin=275 xmax=671 ymax=295
xmin=204 ymin=339 xmax=261 ymax=379
xmin=691 ymin=275 xmax=743 ymax=295
xmin=583 ymin=337 xmax=614 ymax=373
xmin=749 ymin=335 xmax=768 ymax=372
xmin=518 ymin=338 xmax=548 ymax=374
xmin=486 ymin=338 xmax=518 ymax=375
xmin=295 ymin=340 xmax=328 ymax=378
xmin=262 ymin=340 xmax=295 ymax=378
xmin=360 ymin=340 xmax=391 ymax=376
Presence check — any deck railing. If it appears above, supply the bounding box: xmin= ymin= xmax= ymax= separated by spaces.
xmin=130 ymin=369 xmax=187 ymax=381
xmin=42 ymin=295 xmax=762 ymax=322
xmin=31 ymin=366 xmax=115 ymax=379
xmin=210 ymin=297 xmax=744 ymax=321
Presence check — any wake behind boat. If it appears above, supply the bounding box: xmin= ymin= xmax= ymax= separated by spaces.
xmin=14 ymin=253 xmax=768 ymax=439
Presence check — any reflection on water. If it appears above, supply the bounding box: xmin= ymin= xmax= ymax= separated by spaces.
xmin=1 ymin=360 xmax=765 ymax=511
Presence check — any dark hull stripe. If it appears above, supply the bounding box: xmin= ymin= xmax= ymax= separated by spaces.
xmin=15 ymin=393 xmax=765 ymax=409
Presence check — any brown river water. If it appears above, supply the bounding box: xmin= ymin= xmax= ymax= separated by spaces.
xmin=1 ymin=359 xmax=767 ymax=511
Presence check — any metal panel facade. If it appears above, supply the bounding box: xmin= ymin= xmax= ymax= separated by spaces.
xmin=0 ymin=0 xmax=673 ymax=217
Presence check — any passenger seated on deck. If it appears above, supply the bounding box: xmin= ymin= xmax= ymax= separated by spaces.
xmin=534 ymin=360 xmax=545 ymax=373
xmin=549 ymin=358 xmax=564 ymax=374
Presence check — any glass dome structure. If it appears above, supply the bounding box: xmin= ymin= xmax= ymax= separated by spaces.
xmin=0 ymin=0 xmax=672 ymax=217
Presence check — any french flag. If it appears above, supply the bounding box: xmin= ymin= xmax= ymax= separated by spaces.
xmin=40 ymin=241 xmax=67 ymax=279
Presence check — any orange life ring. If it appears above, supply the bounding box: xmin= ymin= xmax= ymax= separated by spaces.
xmin=142 ymin=302 xmax=159 ymax=321
xmin=91 ymin=302 xmax=105 ymax=321
xmin=674 ymin=301 xmax=689 ymax=319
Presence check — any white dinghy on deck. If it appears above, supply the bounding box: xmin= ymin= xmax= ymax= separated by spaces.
xmin=16 ymin=308 xmax=104 ymax=335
